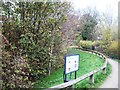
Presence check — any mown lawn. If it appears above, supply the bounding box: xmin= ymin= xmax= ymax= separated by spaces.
xmin=34 ymin=48 xmax=111 ymax=89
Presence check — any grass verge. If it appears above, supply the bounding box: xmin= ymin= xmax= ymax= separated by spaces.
xmin=112 ymin=58 xmax=120 ymax=63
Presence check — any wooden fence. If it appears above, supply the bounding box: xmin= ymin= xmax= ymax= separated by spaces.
xmin=48 ymin=48 xmax=108 ymax=89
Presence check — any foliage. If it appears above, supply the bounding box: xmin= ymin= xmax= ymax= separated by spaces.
xmin=102 ymin=27 xmax=112 ymax=43
xmin=80 ymin=14 xmax=97 ymax=40
xmin=79 ymin=40 xmax=119 ymax=59
xmin=80 ymin=40 xmax=94 ymax=49
xmin=106 ymin=41 xmax=119 ymax=59
xmin=50 ymin=31 xmax=65 ymax=70
xmin=75 ymin=34 xmax=82 ymax=47
xmin=2 ymin=50 xmax=32 ymax=89
xmin=2 ymin=1 xmax=71 ymax=88
xmin=92 ymin=40 xmax=102 ymax=47
xmin=61 ymin=14 xmax=79 ymax=47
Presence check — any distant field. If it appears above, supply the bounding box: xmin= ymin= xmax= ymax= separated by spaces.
xmin=34 ymin=49 xmax=111 ymax=89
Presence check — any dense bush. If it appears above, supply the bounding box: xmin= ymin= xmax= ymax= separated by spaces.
xmin=2 ymin=50 xmax=32 ymax=89
xmin=2 ymin=1 xmax=70 ymax=89
xmin=106 ymin=41 xmax=119 ymax=59
xmin=93 ymin=41 xmax=108 ymax=53
xmin=79 ymin=40 xmax=109 ymax=51
xmin=79 ymin=40 xmax=119 ymax=59
xmin=80 ymin=41 xmax=94 ymax=49
xmin=92 ymin=40 xmax=102 ymax=47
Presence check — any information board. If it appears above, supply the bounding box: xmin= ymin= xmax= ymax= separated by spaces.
xmin=64 ymin=54 xmax=80 ymax=74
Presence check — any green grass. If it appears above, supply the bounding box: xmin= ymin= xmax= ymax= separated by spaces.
xmin=112 ymin=58 xmax=120 ymax=63
xmin=34 ymin=48 xmax=111 ymax=89
xmin=118 ymin=60 xmax=120 ymax=63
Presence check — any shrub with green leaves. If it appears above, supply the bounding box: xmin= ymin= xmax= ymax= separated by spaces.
xmin=80 ymin=40 xmax=119 ymax=59
xmin=2 ymin=50 xmax=32 ymax=89
xmin=106 ymin=41 xmax=119 ymax=59
xmin=80 ymin=41 xmax=94 ymax=49
xmin=2 ymin=1 xmax=71 ymax=89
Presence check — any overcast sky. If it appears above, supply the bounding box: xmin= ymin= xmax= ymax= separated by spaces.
xmin=67 ymin=0 xmax=119 ymax=18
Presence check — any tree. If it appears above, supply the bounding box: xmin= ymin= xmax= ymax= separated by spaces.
xmin=61 ymin=14 xmax=79 ymax=47
xmin=74 ymin=7 xmax=99 ymax=41
xmin=98 ymin=5 xmax=117 ymax=41
xmin=80 ymin=13 xmax=97 ymax=40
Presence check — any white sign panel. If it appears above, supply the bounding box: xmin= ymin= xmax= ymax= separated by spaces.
xmin=65 ymin=54 xmax=80 ymax=74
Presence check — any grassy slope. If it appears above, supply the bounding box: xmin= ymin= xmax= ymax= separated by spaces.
xmin=34 ymin=49 xmax=111 ymax=89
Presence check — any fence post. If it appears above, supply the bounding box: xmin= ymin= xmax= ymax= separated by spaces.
xmin=102 ymin=68 xmax=106 ymax=74
xmin=89 ymin=74 xmax=94 ymax=85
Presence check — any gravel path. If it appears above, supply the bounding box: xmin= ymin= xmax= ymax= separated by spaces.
xmin=99 ymin=58 xmax=119 ymax=88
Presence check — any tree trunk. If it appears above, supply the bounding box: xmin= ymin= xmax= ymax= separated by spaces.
xmin=48 ymin=25 xmax=54 ymax=76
